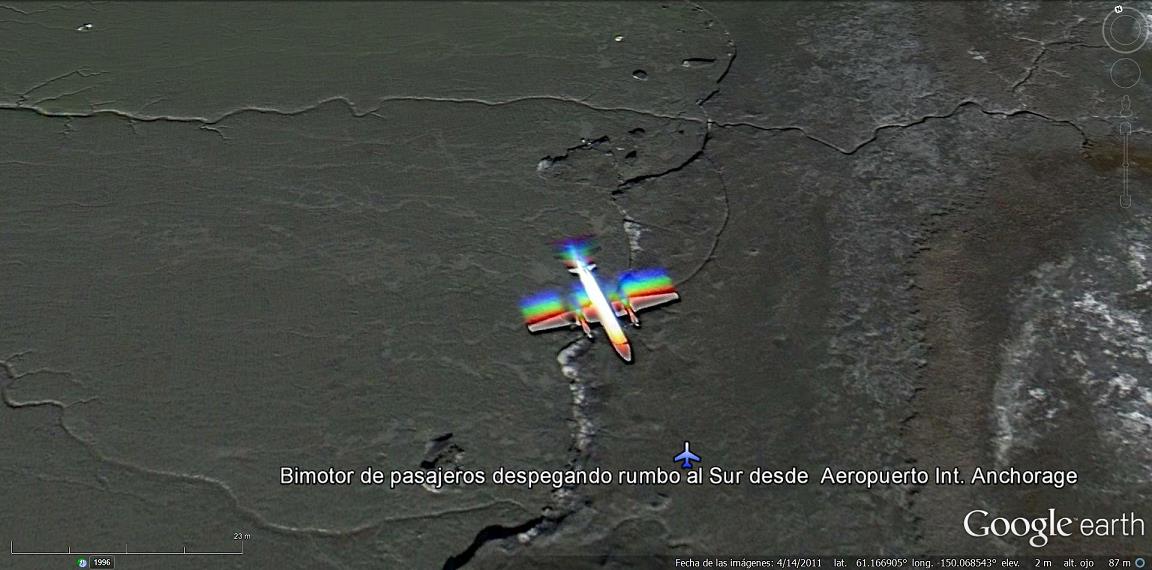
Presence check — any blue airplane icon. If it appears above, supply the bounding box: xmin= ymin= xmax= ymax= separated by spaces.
xmin=673 ymin=441 xmax=700 ymax=469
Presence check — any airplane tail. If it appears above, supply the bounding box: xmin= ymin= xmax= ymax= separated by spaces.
xmin=554 ymin=235 xmax=598 ymax=272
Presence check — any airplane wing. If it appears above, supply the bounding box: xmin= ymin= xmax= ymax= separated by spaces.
xmin=520 ymin=267 xmax=678 ymax=332
xmin=520 ymin=290 xmax=575 ymax=332
xmin=617 ymin=268 xmax=680 ymax=312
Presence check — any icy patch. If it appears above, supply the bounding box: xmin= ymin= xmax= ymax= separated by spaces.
xmin=993 ymin=224 xmax=1152 ymax=482
xmin=557 ymin=339 xmax=594 ymax=453
xmin=1072 ymin=291 xmax=1152 ymax=364
xmin=517 ymin=528 xmax=539 ymax=544
xmin=995 ymin=2 xmax=1039 ymax=19
xmin=623 ymin=219 xmax=645 ymax=259
xmin=994 ymin=319 xmax=1046 ymax=465
xmin=1129 ymin=242 xmax=1151 ymax=291
xmin=510 ymin=338 xmax=596 ymax=546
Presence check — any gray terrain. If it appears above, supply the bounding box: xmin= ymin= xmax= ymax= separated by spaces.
xmin=1 ymin=2 xmax=1149 ymax=568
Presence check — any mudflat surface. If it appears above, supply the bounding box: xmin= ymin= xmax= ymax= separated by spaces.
xmin=1 ymin=2 xmax=1149 ymax=568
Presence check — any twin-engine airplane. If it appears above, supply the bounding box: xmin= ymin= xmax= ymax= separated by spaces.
xmin=519 ymin=237 xmax=680 ymax=362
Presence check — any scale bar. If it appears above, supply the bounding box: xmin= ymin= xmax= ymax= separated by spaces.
xmin=11 ymin=540 xmax=244 ymax=556
xmin=12 ymin=552 xmax=244 ymax=556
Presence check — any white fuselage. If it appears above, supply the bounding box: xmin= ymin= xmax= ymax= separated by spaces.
xmin=575 ymin=263 xmax=629 ymax=347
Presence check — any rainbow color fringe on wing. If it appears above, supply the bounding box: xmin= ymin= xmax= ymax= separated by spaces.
xmin=618 ymin=268 xmax=676 ymax=299
xmin=519 ymin=290 xmax=568 ymax=327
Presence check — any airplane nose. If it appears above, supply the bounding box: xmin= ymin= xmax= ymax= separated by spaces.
xmin=614 ymin=342 xmax=633 ymax=362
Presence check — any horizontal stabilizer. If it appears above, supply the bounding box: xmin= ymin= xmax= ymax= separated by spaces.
xmin=554 ymin=235 xmax=598 ymax=270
